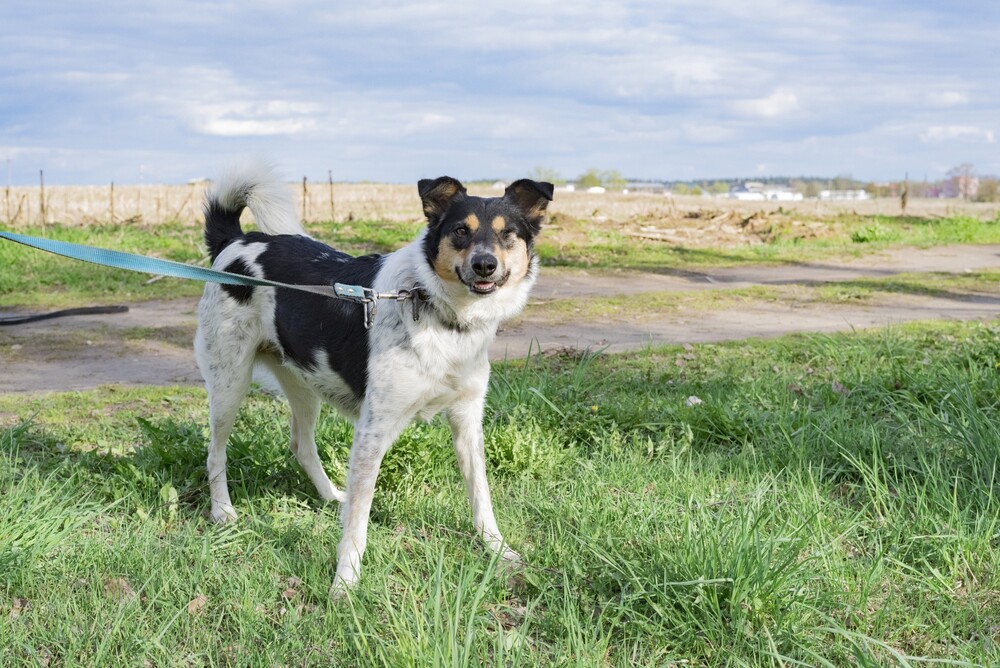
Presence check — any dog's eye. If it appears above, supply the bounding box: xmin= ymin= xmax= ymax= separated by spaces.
xmin=454 ymin=226 xmax=469 ymax=237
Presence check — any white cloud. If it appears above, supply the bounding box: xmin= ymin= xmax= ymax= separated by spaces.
xmin=926 ymin=91 xmax=969 ymax=107
xmin=920 ymin=125 xmax=995 ymax=144
xmin=682 ymin=123 xmax=738 ymax=143
xmin=731 ymin=89 xmax=800 ymax=119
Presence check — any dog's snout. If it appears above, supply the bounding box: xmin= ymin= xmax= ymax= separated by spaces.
xmin=471 ymin=253 xmax=498 ymax=277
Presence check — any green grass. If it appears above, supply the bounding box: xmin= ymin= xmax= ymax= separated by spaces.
xmin=527 ymin=271 xmax=1000 ymax=322
xmin=2 ymin=320 xmax=998 ymax=665
xmin=812 ymin=270 xmax=1000 ymax=303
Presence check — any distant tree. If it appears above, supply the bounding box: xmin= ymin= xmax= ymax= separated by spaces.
xmin=832 ymin=174 xmax=856 ymax=190
xmin=709 ymin=180 xmax=729 ymax=195
xmin=577 ymin=168 xmax=602 ymax=189
xmin=673 ymin=183 xmax=691 ymax=195
xmin=975 ymin=177 xmax=998 ymax=202
xmin=947 ymin=163 xmax=977 ymax=200
xmin=600 ymin=169 xmax=627 ymax=191
xmin=531 ymin=166 xmax=565 ymax=185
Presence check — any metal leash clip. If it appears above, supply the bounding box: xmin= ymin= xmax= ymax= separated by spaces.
xmin=334 ymin=283 xmax=429 ymax=328
xmin=333 ymin=283 xmax=379 ymax=329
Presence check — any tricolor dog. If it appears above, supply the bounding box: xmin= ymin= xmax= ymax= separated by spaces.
xmin=194 ymin=162 xmax=552 ymax=592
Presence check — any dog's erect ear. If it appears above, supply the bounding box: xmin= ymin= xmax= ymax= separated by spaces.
xmin=504 ymin=179 xmax=554 ymax=234
xmin=418 ymin=176 xmax=466 ymax=223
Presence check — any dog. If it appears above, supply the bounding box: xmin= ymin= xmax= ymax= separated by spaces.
xmin=194 ymin=162 xmax=552 ymax=592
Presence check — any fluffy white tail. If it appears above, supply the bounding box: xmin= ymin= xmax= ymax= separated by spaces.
xmin=208 ymin=160 xmax=305 ymax=237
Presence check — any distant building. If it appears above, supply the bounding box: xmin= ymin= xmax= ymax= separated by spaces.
xmin=625 ymin=181 xmax=670 ymax=194
xmin=728 ymin=181 xmax=803 ymax=201
xmin=818 ymin=189 xmax=871 ymax=201
xmin=586 ymin=186 xmax=606 ymax=194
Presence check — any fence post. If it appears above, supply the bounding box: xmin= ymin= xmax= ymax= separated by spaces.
xmin=328 ymin=170 xmax=335 ymax=222
xmin=110 ymin=181 xmax=115 ymax=224
xmin=301 ymin=176 xmax=308 ymax=221
xmin=39 ymin=169 xmax=46 ymax=225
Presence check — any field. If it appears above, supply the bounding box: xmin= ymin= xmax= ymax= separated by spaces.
xmin=2 ymin=186 xmax=1000 ymax=665
xmin=2 ymin=184 xmax=999 ymax=309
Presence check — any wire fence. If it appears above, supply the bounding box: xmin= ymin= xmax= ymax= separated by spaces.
xmin=2 ymin=176 xmax=997 ymax=229
xmin=0 ymin=178 xmax=433 ymax=228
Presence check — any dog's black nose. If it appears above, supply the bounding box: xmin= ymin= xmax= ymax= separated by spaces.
xmin=471 ymin=253 xmax=498 ymax=277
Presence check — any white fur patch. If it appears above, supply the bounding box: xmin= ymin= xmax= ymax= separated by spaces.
xmin=209 ymin=159 xmax=306 ymax=237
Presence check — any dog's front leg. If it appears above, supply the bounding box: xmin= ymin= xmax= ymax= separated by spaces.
xmin=332 ymin=411 xmax=408 ymax=594
xmin=449 ymin=396 xmax=521 ymax=564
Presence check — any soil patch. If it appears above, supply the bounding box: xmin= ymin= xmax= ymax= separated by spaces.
xmin=2 ymin=244 xmax=998 ymax=393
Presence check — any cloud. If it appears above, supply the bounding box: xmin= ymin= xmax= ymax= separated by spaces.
xmin=192 ymin=102 xmax=320 ymax=137
xmin=731 ymin=89 xmax=800 ymax=119
xmin=682 ymin=124 xmax=739 ymax=143
xmin=926 ymin=91 xmax=969 ymax=107
xmin=920 ymin=125 xmax=995 ymax=144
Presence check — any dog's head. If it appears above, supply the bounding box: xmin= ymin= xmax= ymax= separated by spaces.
xmin=419 ymin=177 xmax=553 ymax=296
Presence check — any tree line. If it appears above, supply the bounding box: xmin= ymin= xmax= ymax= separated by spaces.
xmin=530 ymin=164 xmax=999 ymax=201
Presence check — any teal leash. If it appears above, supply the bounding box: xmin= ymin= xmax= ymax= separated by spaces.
xmin=0 ymin=230 xmax=339 ymax=298
xmin=0 ymin=230 xmax=414 ymax=328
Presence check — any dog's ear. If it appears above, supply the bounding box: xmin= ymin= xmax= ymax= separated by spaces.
xmin=505 ymin=179 xmax=554 ymax=234
xmin=418 ymin=176 xmax=466 ymax=224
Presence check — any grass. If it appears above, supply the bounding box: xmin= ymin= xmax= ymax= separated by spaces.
xmin=526 ymin=270 xmax=1000 ymax=323
xmin=2 ymin=319 xmax=998 ymax=665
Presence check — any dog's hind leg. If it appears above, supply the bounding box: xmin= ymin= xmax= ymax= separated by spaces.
xmin=196 ymin=315 xmax=256 ymax=524
xmin=202 ymin=363 xmax=254 ymax=524
xmin=262 ymin=359 xmax=346 ymax=504
xmin=448 ymin=394 xmax=521 ymax=564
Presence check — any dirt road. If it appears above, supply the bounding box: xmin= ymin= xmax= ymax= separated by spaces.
xmin=2 ymin=244 xmax=998 ymax=393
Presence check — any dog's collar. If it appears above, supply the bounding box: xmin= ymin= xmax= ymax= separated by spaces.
xmin=407 ymin=286 xmax=432 ymax=323
xmin=406 ymin=284 xmax=470 ymax=332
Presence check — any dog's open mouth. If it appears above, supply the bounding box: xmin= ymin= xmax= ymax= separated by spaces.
xmin=458 ymin=269 xmax=509 ymax=296
xmin=471 ymin=280 xmax=497 ymax=294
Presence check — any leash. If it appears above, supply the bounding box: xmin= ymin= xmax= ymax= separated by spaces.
xmin=0 ymin=230 xmax=424 ymax=329
xmin=0 ymin=305 xmax=130 ymax=326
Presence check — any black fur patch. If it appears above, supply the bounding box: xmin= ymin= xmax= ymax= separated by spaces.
xmin=221 ymin=257 xmax=257 ymax=304
xmin=204 ymin=200 xmax=244 ymax=261
xmin=247 ymin=233 xmax=383 ymax=399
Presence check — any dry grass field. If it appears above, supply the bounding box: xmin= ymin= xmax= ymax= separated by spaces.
xmin=4 ymin=181 xmax=997 ymax=231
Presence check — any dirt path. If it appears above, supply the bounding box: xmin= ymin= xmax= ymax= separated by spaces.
xmin=2 ymin=244 xmax=998 ymax=393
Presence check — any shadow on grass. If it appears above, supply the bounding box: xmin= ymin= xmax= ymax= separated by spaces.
xmin=0 ymin=411 xmax=348 ymax=522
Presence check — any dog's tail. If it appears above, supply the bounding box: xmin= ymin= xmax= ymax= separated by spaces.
xmin=203 ymin=160 xmax=305 ymax=260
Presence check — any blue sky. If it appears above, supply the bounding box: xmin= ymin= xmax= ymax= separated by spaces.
xmin=2 ymin=1 xmax=998 ymax=185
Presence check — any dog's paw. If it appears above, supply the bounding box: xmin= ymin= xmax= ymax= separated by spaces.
xmin=500 ymin=546 xmax=522 ymax=565
xmin=319 ymin=484 xmax=347 ymax=504
xmin=329 ymin=573 xmax=357 ymax=601
xmin=211 ymin=503 xmax=238 ymax=524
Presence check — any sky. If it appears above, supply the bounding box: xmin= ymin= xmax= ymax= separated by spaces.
xmin=2 ymin=0 xmax=998 ymax=185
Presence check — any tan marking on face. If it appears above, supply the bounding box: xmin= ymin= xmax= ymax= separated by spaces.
xmin=465 ymin=213 xmax=481 ymax=232
xmin=491 ymin=216 xmax=506 ymax=234
xmin=496 ymin=237 xmax=531 ymax=283
xmin=434 ymin=236 xmax=467 ymax=282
